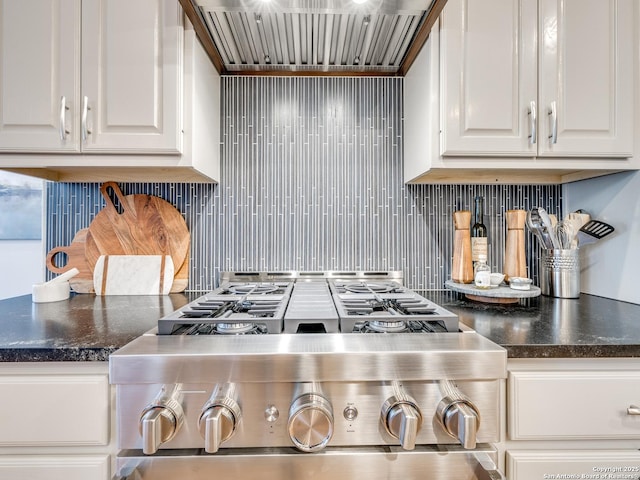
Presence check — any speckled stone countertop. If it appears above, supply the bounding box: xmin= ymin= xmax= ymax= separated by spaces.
xmin=422 ymin=291 xmax=640 ymax=358
xmin=1 ymin=290 xmax=639 ymax=362
xmin=0 ymin=293 xmax=191 ymax=362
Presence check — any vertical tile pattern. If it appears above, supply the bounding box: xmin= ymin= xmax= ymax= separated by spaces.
xmin=45 ymin=77 xmax=562 ymax=292
xmin=218 ymin=76 xmax=405 ymax=274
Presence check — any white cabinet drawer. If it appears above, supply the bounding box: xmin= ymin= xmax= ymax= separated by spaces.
xmin=0 ymin=455 xmax=109 ymax=480
xmin=0 ymin=374 xmax=109 ymax=446
xmin=507 ymin=450 xmax=640 ymax=480
xmin=508 ymin=370 xmax=640 ymax=440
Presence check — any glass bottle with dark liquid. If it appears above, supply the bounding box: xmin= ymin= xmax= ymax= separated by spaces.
xmin=471 ymin=196 xmax=488 ymax=268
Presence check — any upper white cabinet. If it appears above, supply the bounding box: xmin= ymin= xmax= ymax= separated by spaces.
xmin=0 ymin=0 xmax=219 ymax=182
xmin=81 ymin=0 xmax=181 ymax=153
xmin=0 ymin=0 xmax=80 ymax=152
xmin=405 ymin=0 xmax=639 ymax=184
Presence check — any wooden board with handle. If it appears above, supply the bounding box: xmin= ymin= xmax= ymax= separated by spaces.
xmin=45 ymin=228 xmax=95 ymax=293
xmin=85 ymin=182 xmax=190 ymax=292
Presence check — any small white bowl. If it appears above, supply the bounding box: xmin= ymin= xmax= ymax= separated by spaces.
xmin=490 ymin=273 xmax=505 ymax=286
xmin=509 ymin=277 xmax=533 ymax=291
xmin=32 ymin=281 xmax=70 ymax=303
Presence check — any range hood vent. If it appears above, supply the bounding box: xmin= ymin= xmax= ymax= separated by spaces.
xmin=181 ymin=0 xmax=445 ymax=75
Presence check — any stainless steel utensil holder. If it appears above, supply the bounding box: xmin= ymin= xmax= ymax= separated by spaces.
xmin=540 ymin=249 xmax=580 ymax=299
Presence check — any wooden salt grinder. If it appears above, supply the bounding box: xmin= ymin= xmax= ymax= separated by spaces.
xmin=503 ymin=209 xmax=527 ymax=282
xmin=452 ymin=210 xmax=473 ymax=284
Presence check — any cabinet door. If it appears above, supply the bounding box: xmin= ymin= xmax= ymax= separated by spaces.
xmin=508 ymin=451 xmax=640 ymax=480
xmin=440 ymin=0 xmax=537 ymax=156
xmin=509 ymin=370 xmax=640 ymax=440
xmin=0 ymin=373 xmax=109 ymax=445
xmin=0 ymin=0 xmax=81 ymax=152
xmin=81 ymin=0 xmax=181 ymax=153
xmin=538 ymin=0 xmax=634 ymax=157
xmin=0 ymin=456 xmax=109 ymax=480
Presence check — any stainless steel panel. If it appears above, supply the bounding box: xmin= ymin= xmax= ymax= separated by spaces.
xmin=109 ymin=332 xmax=507 ymax=384
xmin=197 ymin=1 xmax=430 ymax=72
xmin=116 ymin=379 xmax=501 ymax=450
xmin=219 ymin=271 xmax=405 ymax=283
xmin=116 ymin=445 xmax=501 ymax=480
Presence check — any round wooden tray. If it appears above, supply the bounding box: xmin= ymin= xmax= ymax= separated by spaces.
xmin=444 ymin=280 xmax=541 ymax=304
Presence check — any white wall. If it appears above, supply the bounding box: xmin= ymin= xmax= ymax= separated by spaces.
xmin=0 ymin=240 xmax=43 ymax=299
xmin=564 ymin=170 xmax=640 ymax=305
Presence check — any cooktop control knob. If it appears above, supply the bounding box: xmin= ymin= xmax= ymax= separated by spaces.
xmin=199 ymin=400 xmax=241 ymax=453
xmin=436 ymin=381 xmax=480 ymax=450
xmin=139 ymin=386 xmax=184 ymax=455
xmin=198 ymin=384 xmax=242 ymax=454
xmin=287 ymin=384 xmax=334 ymax=452
xmin=381 ymin=393 xmax=423 ymax=450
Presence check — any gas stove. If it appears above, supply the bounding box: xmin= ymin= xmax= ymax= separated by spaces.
xmin=110 ymin=271 xmax=506 ymax=480
xmin=157 ymin=281 xmax=293 ymax=334
xmin=158 ymin=272 xmax=458 ymax=335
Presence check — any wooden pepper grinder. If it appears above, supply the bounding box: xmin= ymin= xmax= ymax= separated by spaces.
xmin=452 ymin=210 xmax=473 ymax=284
xmin=503 ymin=209 xmax=527 ymax=282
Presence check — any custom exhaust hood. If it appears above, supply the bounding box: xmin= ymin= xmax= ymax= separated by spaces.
xmin=179 ymin=0 xmax=447 ymax=76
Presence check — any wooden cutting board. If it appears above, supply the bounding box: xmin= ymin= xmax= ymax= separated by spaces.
xmin=45 ymin=228 xmax=95 ymax=294
xmin=93 ymin=255 xmax=174 ymax=295
xmin=85 ymin=182 xmax=190 ymax=291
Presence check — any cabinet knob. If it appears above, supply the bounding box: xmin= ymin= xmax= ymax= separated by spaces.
xmin=627 ymin=404 xmax=640 ymax=415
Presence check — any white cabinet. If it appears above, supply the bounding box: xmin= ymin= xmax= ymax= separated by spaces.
xmin=508 ymin=369 xmax=640 ymax=440
xmin=404 ymin=0 xmax=639 ymax=184
xmin=507 ymin=451 xmax=640 ymax=480
xmin=0 ymin=0 xmax=220 ymax=182
xmin=80 ymin=0 xmax=181 ymax=153
xmin=0 ymin=0 xmax=179 ymax=154
xmin=0 ymin=363 xmax=114 ymax=480
xmin=441 ymin=0 xmax=633 ymax=158
xmin=0 ymin=0 xmax=80 ymax=152
xmin=439 ymin=0 xmax=537 ymax=157
xmin=0 ymin=455 xmax=110 ymax=480
xmin=504 ymin=358 xmax=640 ymax=480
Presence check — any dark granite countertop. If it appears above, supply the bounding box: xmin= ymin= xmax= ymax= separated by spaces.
xmin=422 ymin=291 xmax=640 ymax=358
xmin=0 ymin=293 xmax=192 ymax=362
xmin=0 ymin=290 xmax=639 ymax=362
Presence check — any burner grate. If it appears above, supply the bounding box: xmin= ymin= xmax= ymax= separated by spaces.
xmin=173 ymin=322 xmax=269 ymax=335
xmin=352 ymin=320 xmax=449 ymax=334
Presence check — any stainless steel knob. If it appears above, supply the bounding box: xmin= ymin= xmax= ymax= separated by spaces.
xmin=381 ymin=394 xmax=423 ymax=450
xmin=436 ymin=381 xmax=480 ymax=450
xmin=138 ymin=387 xmax=184 ymax=455
xmin=198 ymin=396 xmax=241 ymax=454
xmin=288 ymin=390 xmax=334 ymax=452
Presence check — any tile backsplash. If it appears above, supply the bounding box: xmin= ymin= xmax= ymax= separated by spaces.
xmin=46 ymin=77 xmax=561 ymax=291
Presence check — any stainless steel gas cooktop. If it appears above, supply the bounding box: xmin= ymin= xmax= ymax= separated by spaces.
xmin=157 ymin=271 xmax=458 ymax=335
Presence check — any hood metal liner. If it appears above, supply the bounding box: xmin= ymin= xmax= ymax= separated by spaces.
xmin=183 ymin=0 xmax=440 ymax=75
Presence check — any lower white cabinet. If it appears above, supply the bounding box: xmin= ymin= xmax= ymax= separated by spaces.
xmin=0 ymin=362 xmax=114 ymax=480
xmin=508 ymin=369 xmax=640 ymax=440
xmin=0 ymin=455 xmax=110 ymax=480
xmin=507 ymin=451 xmax=640 ymax=480
xmin=504 ymin=359 xmax=640 ymax=480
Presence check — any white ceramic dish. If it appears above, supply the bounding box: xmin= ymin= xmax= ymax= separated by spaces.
xmin=510 ymin=277 xmax=533 ymax=291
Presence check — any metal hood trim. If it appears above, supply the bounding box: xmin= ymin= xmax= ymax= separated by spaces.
xmin=179 ymin=0 xmax=448 ymax=76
